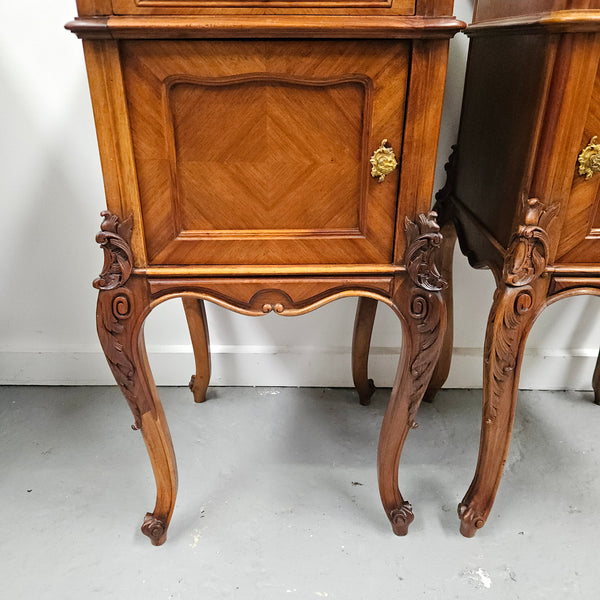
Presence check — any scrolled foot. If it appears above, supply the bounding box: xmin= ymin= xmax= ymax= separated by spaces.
xmin=458 ymin=502 xmax=486 ymax=538
xmin=188 ymin=374 xmax=208 ymax=403
xmin=358 ymin=378 xmax=376 ymax=406
xmin=142 ymin=512 xmax=168 ymax=546
xmin=389 ymin=501 xmax=415 ymax=536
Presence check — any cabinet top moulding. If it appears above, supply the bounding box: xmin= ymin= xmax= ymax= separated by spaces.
xmin=66 ymin=14 xmax=464 ymax=39
xmin=466 ymin=9 xmax=600 ymax=35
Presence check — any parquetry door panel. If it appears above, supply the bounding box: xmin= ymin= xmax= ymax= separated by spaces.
xmin=121 ymin=39 xmax=409 ymax=265
xmin=556 ymin=57 xmax=600 ymax=264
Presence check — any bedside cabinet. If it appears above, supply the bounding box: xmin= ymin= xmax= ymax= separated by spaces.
xmin=67 ymin=0 xmax=463 ymax=545
xmin=429 ymin=0 xmax=600 ymax=536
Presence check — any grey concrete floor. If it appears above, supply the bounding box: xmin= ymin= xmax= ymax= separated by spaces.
xmin=1 ymin=386 xmax=599 ymax=598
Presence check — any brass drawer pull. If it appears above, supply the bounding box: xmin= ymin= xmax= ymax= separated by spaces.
xmin=370 ymin=139 xmax=398 ymax=182
xmin=578 ymin=136 xmax=600 ymax=180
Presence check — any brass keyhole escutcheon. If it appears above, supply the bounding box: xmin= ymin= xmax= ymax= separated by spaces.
xmin=578 ymin=136 xmax=600 ymax=180
xmin=370 ymin=139 xmax=398 ymax=183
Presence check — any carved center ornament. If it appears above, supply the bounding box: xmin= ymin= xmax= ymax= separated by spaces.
xmin=503 ymin=198 xmax=556 ymax=287
xmin=404 ymin=211 xmax=447 ymax=292
xmin=93 ymin=211 xmax=133 ymax=291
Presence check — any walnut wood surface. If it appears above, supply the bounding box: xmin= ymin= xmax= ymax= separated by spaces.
xmin=74 ymin=0 xmax=458 ymax=544
xmin=182 ymin=298 xmax=211 ymax=403
xmin=111 ymin=0 xmax=416 ymax=17
xmin=352 ymin=297 xmax=378 ymax=405
xmin=473 ymin=0 xmax=598 ymax=24
xmin=121 ymin=39 xmax=409 ymax=266
xmin=76 ymin=0 xmax=456 ymax=16
xmin=96 ymin=276 xmax=178 ymax=545
xmin=423 ymin=219 xmax=457 ymax=402
xmin=67 ymin=15 xmax=465 ymax=39
xmin=446 ymin=2 xmax=600 ymax=537
xmin=378 ymin=275 xmax=446 ymax=535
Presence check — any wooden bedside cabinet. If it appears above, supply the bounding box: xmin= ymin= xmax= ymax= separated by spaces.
xmin=67 ymin=0 xmax=463 ymax=545
xmin=428 ymin=0 xmax=600 ymax=536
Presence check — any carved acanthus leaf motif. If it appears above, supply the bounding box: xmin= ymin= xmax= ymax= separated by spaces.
xmin=406 ymin=288 xmax=444 ymax=427
xmin=483 ymin=287 xmax=534 ymax=424
xmin=404 ymin=212 xmax=447 ymax=292
xmin=93 ymin=211 xmax=134 ymax=290
xmin=97 ymin=288 xmax=142 ymax=430
xmin=503 ymin=198 xmax=556 ymax=287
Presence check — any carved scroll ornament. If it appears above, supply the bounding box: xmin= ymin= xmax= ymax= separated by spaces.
xmin=389 ymin=501 xmax=415 ymax=536
xmin=97 ymin=288 xmax=142 ymax=430
xmin=503 ymin=198 xmax=556 ymax=287
xmin=142 ymin=512 xmax=167 ymax=545
xmin=483 ymin=286 xmax=535 ymax=424
xmin=93 ymin=211 xmax=133 ymax=290
xmin=404 ymin=211 xmax=447 ymax=292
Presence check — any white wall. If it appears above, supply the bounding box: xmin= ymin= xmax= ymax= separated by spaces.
xmin=1 ymin=0 xmax=600 ymax=390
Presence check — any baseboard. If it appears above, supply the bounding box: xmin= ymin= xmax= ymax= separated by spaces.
xmin=0 ymin=346 xmax=597 ymax=390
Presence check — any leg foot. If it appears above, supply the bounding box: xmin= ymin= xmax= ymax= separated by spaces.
xmin=183 ymin=297 xmax=211 ymax=403
xmin=457 ymin=502 xmax=485 ymax=538
xmin=389 ymin=501 xmax=415 ymax=536
xmin=142 ymin=513 xmax=168 ymax=546
xmin=352 ymin=297 xmax=378 ymax=405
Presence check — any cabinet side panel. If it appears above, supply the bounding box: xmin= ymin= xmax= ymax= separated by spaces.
xmin=454 ymin=34 xmax=551 ymax=248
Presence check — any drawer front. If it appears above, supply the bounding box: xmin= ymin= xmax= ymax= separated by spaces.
xmin=121 ymin=40 xmax=409 ymax=266
xmin=556 ymin=57 xmax=600 ymax=263
xmin=112 ymin=0 xmax=415 ymax=16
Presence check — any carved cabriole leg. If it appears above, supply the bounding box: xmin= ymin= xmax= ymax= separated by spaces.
xmin=378 ymin=212 xmax=447 ymax=535
xmin=182 ymin=297 xmax=211 ymax=403
xmin=592 ymin=351 xmax=600 ymax=405
xmin=423 ymin=219 xmax=457 ymax=402
xmin=458 ymin=281 xmax=545 ymax=537
xmin=458 ymin=198 xmax=556 ymax=536
xmin=96 ymin=277 xmax=178 ymax=546
xmin=352 ymin=297 xmax=378 ymax=406
xmin=94 ymin=211 xmax=177 ymax=546
xmin=378 ymin=276 xmax=446 ymax=535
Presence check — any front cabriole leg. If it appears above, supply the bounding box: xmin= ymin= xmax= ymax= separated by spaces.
xmin=94 ymin=211 xmax=177 ymax=546
xmin=458 ymin=282 xmax=543 ymax=536
xmin=378 ymin=212 xmax=447 ymax=535
xmin=458 ymin=198 xmax=554 ymax=536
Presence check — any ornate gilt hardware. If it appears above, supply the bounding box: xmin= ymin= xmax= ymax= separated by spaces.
xmin=578 ymin=136 xmax=600 ymax=180
xmin=370 ymin=139 xmax=398 ymax=182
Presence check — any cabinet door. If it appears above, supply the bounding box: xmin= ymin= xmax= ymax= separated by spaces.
xmin=556 ymin=59 xmax=600 ymax=264
xmin=120 ymin=40 xmax=409 ymax=266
